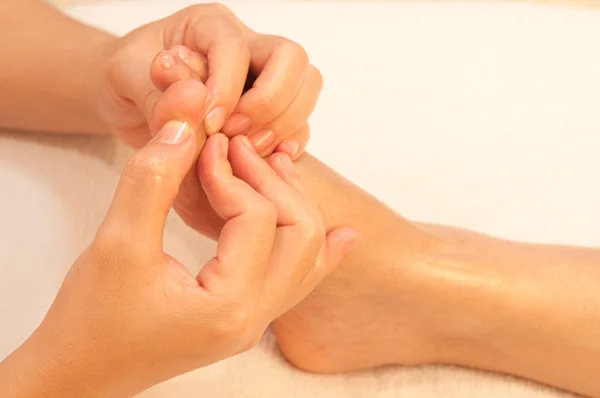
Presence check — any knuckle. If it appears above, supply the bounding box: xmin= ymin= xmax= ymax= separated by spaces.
xmin=188 ymin=3 xmax=229 ymax=17
xmin=298 ymin=218 xmax=326 ymax=248
xmin=254 ymin=92 xmax=281 ymax=117
xmin=282 ymin=40 xmax=309 ymax=65
xmin=219 ymin=302 xmax=256 ymax=348
xmin=123 ymin=152 xmax=177 ymax=189
xmin=253 ymin=199 xmax=278 ymax=224
xmin=308 ymin=65 xmax=324 ymax=90
xmin=225 ymin=36 xmax=250 ymax=56
xmin=206 ymin=2 xmax=231 ymax=14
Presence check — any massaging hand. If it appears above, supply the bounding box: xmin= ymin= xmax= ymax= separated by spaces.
xmin=16 ymin=124 xmax=357 ymax=397
xmin=97 ymin=3 xmax=320 ymax=158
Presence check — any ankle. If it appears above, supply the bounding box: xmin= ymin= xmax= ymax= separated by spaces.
xmin=274 ymin=222 xmax=452 ymax=372
xmin=411 ymin=225 xmax=508 ymax=366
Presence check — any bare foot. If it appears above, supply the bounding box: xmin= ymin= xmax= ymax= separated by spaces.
xmin=272 ymin=155 xmax=452 ymax=373
xmin=273 ymin=228 xmax=444 ymax=372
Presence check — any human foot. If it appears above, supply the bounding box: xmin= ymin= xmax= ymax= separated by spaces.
xmin=271 ymin=212 xmax=512 ymax=374
xmin=271 ymin=155 xmax=458 ymax=373
xmin=272 ymin=226 xmax=444 ymax=373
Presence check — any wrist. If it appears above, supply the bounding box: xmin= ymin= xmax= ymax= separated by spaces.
xmin=74 ymin=29 xmax=118 ymax=135
xmin=0 ymin=0 xmax=119 ymax=134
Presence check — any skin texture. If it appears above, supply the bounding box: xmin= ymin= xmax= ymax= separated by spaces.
xmin=100 ymin=4 xmax=321 ymax=154
xmin=2 ymin=1 xmax=600 ymax=398
xmin=272 ymin=157 xmax=600 ymax=398
xmin=0 ymin=0 xmax=318 ymax=156
xmin=0 ymin=127 xmax=357 ymax=397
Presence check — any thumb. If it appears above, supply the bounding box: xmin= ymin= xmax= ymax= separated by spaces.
xmin=100 ymin=121 xmax=196 ymax=247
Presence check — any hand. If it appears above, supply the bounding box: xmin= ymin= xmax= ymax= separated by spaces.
xmin=3 ymin=124 xmax=357 ymax=397
xmin=96 ymin=3 xmax=320 ymax=158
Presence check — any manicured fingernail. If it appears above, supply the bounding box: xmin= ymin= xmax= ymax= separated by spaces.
xmin=240 ymin=135 xmax=257 ymax=154
xmin=204 ymin=106 xmax=226 ymax=135
xmin=279 ymin=153 xmax=298 ymax=175
xmin=159 ymin=52 xmax=175 ymax=70
xmin=222 ymin=113 xmax=252 ymax=135
xmin=218 ymin=134 xmax=228 ymax=157
xmin=248 ymin=129 xmax=276 ymax=152
xmin=280 ymin=140 xmax=300 ymax=158
xmin=154 ymin=121 xmax=190 ymax=144
xmin=173 ymin=45 xmax=191 ymax=61
xmin=341 ymin=229 xmax=361 ymax=250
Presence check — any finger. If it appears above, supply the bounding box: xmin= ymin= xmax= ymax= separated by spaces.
xmin=265 ymin=152 xmax=361 ymax=313
xmin=221 ymin=36 xmax=309 ymax=136
xmin=150 ymin=79 xmax=209 ymax=155
xmin=171 ymin=45 xmax=208 ymax=81
xmin=269 ymin=154 xmax=359 ymax=269
xmin=196 ymin=134 xmax=276 ymax=295
xmin=187 ymin=16 xmax=251 ymax=135
xmin=229 ymin=143 xmax=326 ymax=315
xmin=266 ymin=152 xmax=311 ymax=203
xmin=228 ymin=136 xmax=309 ymax=226
xmin=320 ymin=229 xmax=361 ymax=278
xmin=280 ymin=228 xmax=360 ymax=316
xmin=97 ymin=121 xmax=196 ymax=251
xmin=150 ymin=50 xmax=206 ymax=92
xmin=249 ymin=65 xmax=322 ymax=155
xmin=275 ymin=124 xmax=310 ymax=161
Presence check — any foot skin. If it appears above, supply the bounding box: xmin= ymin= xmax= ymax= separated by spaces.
xmin=271 ymin=216 xmax=500 ymax=374
xmin=272 ymin=155 xmax=455 ymax=373
xmin=272 ymin=230 xmax=444 ymax=373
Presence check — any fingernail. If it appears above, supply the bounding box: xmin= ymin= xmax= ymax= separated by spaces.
xmin=240 ymin=136 xmax=257 ymax=154
xmin=248 ymin=129 xmax=276 ymax=152
xmin=279 ymin=154 xmax=298 ymax=175
xmin=280 ymin=140 xmax=300 ymax=158
xmin=204 ymin=106 xmax=226 ymax=135
xmin=346 ymin=230 xmax=362 ymax=250
xmin=339 ymin=228 xmax=361 ymax=250
xmin=154 ymin=121 xmax=190 ymax=144
xmin=222 ymin=113 xmax=252 ymax=135
xmin=159 ymin=52 xmax=175 ymax=70
xmin=173 ymin=45 xmax=191 ymax=61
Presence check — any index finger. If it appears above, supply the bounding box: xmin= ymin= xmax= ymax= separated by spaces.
xmin=221 ymin=35 xmax=309 ymax=136
xmin=186 ymin=14 xmax=251 ymax=135
xmin=196 ymin=134 xmax=276 ymax=296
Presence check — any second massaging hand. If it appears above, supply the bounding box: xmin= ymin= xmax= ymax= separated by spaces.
xmin=9 ymin=123 xmax=358 ymax=397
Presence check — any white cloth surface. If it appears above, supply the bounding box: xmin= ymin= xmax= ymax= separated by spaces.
xmin=2 ymin=0 xmax=600 ymax=396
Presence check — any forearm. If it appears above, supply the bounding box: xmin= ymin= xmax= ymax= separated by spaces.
xmin=424 ymin=227 xmax=600 ymax=397
xmin=0 ymin=0 xmax=116 ymax=134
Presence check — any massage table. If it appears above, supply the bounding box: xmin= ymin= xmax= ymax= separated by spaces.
xmin=2 ymin=0 xmax=599 ymax=396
